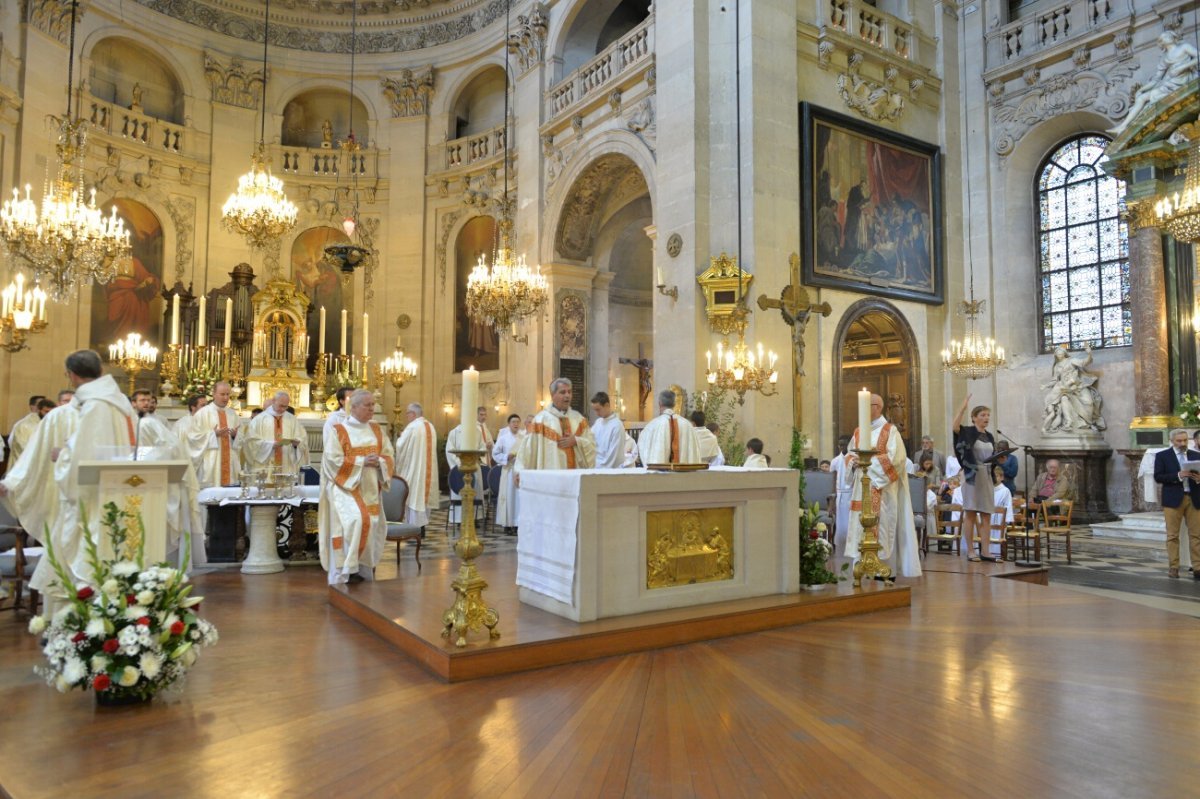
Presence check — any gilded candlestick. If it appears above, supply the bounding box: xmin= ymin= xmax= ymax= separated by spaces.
xmin=442 ymin=449 xmax=500 ymax=647
xmin=852 ymin=447 xmax=893 ymax=587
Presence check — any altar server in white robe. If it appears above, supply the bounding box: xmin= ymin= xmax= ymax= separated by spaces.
xmin=515 ymin=378 xmax=596 ymax=474
xmin=589 ymin=391 xmax=625 ymax=469
xmin=322 ymin=387 xmax=352 ymax=439
xmin=393 ymin=402 xmax=440 ymax=527
xmin=7 ymin=395 xmax=45 ymax=466
xmin=318 ymin=390 xmax=394 ymax=585
xmin=242 ymin=391 xmax=310 ymax=478
xmin=54 ymin=351 xmax=138 ymax=587
xmin=743 ymin=438 xmax=769 ymax=470
xmin=830 ymin=436 xmax=854 ymax=550
xmin=622 ymin=432 xmax=639 ymax=468
xmin=445 ymin=419 xmax=485 ymax=524
xmin=691 ymin=413 xmax=725 ymax=466
xmin=637 ymin=389 xmax=701 ymax=465
xmin=492 ymin=413 xmax=523 ymax=532
xmin=843 ymin=393 xmax=922 ymax=578
xmin=185 ymin=381 xmax=241 ymax=488
xmin=173 ymin=394 xmax=207 ymax=447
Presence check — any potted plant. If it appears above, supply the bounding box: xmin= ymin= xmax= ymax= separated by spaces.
xmin=798 ymin=501 xmax=845 ymax=589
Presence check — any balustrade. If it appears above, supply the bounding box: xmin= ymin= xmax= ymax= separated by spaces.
xmin=87 ymin=97 xmax=185 ymax=154
xmin=278 ymin=146 xmax=372 ymax=178
xmin=444 ymin=124 xmax=506 ymax=170
xmin=824 ymin=0 xmax=915 ymax=61
xmin=546 ymin=16 xmax=654 ymax=122
xmin=987 ymin=0 xmax=1120 ymax=72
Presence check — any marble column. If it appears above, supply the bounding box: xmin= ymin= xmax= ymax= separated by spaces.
xmin=1129 ymin=224 xmax=1171 ymax=420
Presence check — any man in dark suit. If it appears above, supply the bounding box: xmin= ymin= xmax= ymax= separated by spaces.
xmin=1153 ymin=428 xmax=1200 ymax=578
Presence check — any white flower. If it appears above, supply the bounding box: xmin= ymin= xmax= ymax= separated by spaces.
xmin=139 ymin=652 xmax=163 ymax=679
xmin=101 ymin=579 xmax=120 ymax=596
xmin=124 ymin=605 xmax=149 ymax=620
xmin=136 ymin=590 xmax=156 ymax=606
xmin=85 ymin=618 xmax=106 ymax=638
xmin=91 ymin=655 xmax=109 ymax=673
xmin=118 ymin=627 xmax=141 ymax=647
xmin=181 ymin=648 xmax=197 ymax=667
xmin=62 ymin=658 xmax=86 ymax=685
xmin=117 ymin=665 xmax=140 ymax=687
xmin=180 ymin=596 xmax=203 ymax=608
xmin=54 ymin=675 xmax=70 ymax=693
xmin=112 ymin=561 xmax=139 ymax=577
xmin=28 ymin=616 xmax=46 ymax=635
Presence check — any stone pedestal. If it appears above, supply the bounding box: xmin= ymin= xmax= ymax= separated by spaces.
xmin=1118 ymin=448 xmax=1160 ymax=513
xmin=1030 ymin=445 xmax=1117 ymax=523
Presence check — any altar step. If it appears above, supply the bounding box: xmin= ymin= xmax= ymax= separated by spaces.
xmin=330 ymin=552 xmax=911 ymax=682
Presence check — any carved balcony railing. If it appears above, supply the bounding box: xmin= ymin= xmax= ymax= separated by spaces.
xmin=547 ymin=15 xmax=654 ymax=122
xmin=276 ymin=145 xmax=376 ymax=180
xmin=87 ymin=97 xmax=185 ymax=154
xmin=825 ymin=0 xmax=916 ymax=62
xmin=985 ymin=0 xmax=1122 ymax=73
xmin=445 ymin=124 xmax=506 ymax=170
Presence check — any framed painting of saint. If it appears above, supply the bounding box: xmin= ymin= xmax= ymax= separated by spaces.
xmin=89 ymin=198 xmax=164 ymax=348
xmin=800 ymin=103 xmax=944 ymax=305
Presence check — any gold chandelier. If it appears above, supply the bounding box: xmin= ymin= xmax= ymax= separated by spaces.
xmin=0 ymin=272 xmax=48 ymax=353
xmin=221 ymin=0 xmax=297 ymax=252
xmin=1154 ymin=119 xmax=1200 ymax=242
xmin=466 ymin=213 xmax=548 ymax=335
xmin=0 ymin=0 xmax=130 ymax=303
xmin=942 ymin=299 xmax=1006 ymax=379
xmin=705 ymin=305 xmax=779 ymax=405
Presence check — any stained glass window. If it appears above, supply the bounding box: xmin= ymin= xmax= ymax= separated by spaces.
xmin=1037 ymin=135 xmax=1131 ymax=351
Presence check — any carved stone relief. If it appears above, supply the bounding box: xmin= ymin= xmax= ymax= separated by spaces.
xmin=204 ymin=52 xmax=264 ymax=110
xmin=381 ymin=67 xmax=435 ymax=117
xmin=836 ymin=52 xmax=906 ymax=122
xmin=24 ymin=0 xmax=81 ymax=45
xmin=506 ymin=2 xmax=548 ymax=73
xmin=556 ymin=156 xmax=646 ymax=261
xmin=558 ymin=293 xmax=586 ymax=360
xmin=624 ymin=97 xmax=657 ymax=154
xmin=435 ymin=208 xmax=466 ymax=291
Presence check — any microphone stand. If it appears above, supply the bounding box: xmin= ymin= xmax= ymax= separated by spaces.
xmin=133 ymin=410 xmax=145 ymax=461
xmin=996 ymin=429 xmax=1041 ymax=567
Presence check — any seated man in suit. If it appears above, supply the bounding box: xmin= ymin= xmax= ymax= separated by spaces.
xmin=1154 ymin=428 xmax=1200 ymax=579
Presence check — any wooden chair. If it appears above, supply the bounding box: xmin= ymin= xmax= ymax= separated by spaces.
xmin=1005 ymin=497 xmax=1040 ymax=562
xmin=1040 ymin=499 xmax=1074 ymax=563
xmin=0 ymin=504 xmax=41 ymax=614
xmin=382 ymin=476 xmax=422 ymax=572
xmin=923 ymin=503 xmax=962 ymax=555
xmin=983 ymin=506 xmax=1009 ymax=561
xmin=910 ymin=479 xmax=929 ymax=555
xmin=485 ymin=466 xmax=502 ymax=534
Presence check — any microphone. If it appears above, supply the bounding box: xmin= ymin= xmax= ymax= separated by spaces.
xmin=134 ymin=410 xmax=146 ymax=461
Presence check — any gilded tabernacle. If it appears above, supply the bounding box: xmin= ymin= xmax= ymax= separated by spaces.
xmin=646 ymin=508 xmax=734 ymax=589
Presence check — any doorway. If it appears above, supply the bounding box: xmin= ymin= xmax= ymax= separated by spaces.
xmin=833 ymin=299 xmax=920 ymax=451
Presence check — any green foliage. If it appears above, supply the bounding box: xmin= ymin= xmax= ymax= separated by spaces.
xmin=684 ymin=388 xmax=744 ymax=466
xmin=798 ymin=502 xmax=847 ymax=585
xmin=1178 ymin=393 xmax=1200 ymax=426
xmin=789 ymin=429 xmax=808 ymax=503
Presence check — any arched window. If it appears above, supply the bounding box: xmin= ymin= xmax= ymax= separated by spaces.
xmin=1037 ymin=134 xmax=1130 ymax=352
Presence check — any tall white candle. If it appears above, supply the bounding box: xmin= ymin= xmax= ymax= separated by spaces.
xmin=461 ymin=367 xmax=480 ymax=450
xmin=318 ymin=306 xmax=326 ymax=354
xmin=362 ymin=312 xmax=369 ymax=358
xmin=197 ymin=295 xmax=207 ymax=346
xmin=340 ymin=309 xmax=348 ymax=356
xmin=223 ymin=297 xmax=233 ymax=349
xmin=615 ymin=377 xmax=622 ymax=396
xmin=171 ymin=294 xmax=180 ymax=346
xmin=857 ymin=387 xmax=871 ymax=437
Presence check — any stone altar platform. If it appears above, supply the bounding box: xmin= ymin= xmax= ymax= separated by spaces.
xmin=1091 ymin=512 xmax=1167 ymax=543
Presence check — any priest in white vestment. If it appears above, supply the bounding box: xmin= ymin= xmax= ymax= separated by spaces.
xmin=7 ymin=395 xmax=45 ymax=466
xmin=589 ymin=392 xmax=625 ymax=469
xmin=185 ymin=381 xmax=242 ymax=487
xmin=322 ymin=386 xmax=353 ymax=439
xmin=492 ymin=414 xmax=524 ymax=531
xmin=445 ymin=420 xmax=484 ymax=525
xmin=54 ymin=351 xmax=138 ymax=588
xmin=393 ymin=402 xmax=440 ymax=527
xmin=829 ymin=436 xmax=854 ymax=551
xmin=474 ymin=406 xmax=496 ymax=466
xmin=515 ymin=377 xmax=596 ymax=474
xmin=637 ymin=390 xmax=700 ymax=465
xmin=690 ymin=412 xmax=725 ymax=466
xmin=242 ymin=391 xmax=310 ymax=478
xmin=318 ymin=390 xmax=394 ymax=585
xmin=173 ymin=394 xmax=207 ymax=447
xmin=843 ymin=393 xmax=922 ymax=578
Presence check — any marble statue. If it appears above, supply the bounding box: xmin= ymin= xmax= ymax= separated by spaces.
xmin=1111 ymin=31 xmax=1198 ymax=135
xmin=1042 ymin=344 xmax=1107 ymax=435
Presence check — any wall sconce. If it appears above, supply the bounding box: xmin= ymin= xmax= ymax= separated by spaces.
xmin=656 ymin=283 xmax=678 ymax=301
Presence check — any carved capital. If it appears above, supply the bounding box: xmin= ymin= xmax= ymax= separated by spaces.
xmin=506 ymin=2 xmax=548 ymax=74
xmin=204 ymin=52 xmax=264 ymax=110
xmin=381 ymin=67 xmax=435 ymax=118
xmin=24 ymin=0 xmax=80 ymax=45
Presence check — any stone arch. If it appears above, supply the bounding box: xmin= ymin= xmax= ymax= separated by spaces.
xmin=279 ymin=85 xmax=374 ymax=148
xmin=434 ymin=58 xmax=509 ymax=124
xmin=84 ymin=34 xmax=189 ymax=124
xmin=548 ymin=0 xmax=650 ymax=77
xmin=445 ymin=64 xmax=510 ymax=139
xmin=831 ymin=298 xmax=921 ymax=449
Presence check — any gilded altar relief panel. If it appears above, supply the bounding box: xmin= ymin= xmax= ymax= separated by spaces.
xmin=646 ymin=508 xmax=734 ymax=589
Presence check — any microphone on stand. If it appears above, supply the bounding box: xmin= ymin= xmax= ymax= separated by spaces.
xmin=134 ymin=410 xmax=146 ymax=461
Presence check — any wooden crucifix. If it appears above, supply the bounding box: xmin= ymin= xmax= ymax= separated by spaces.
xmin=618 ymin=342 xmax=653 ymax=422
xmin=757 ymin=253 xmax=831 ymax=431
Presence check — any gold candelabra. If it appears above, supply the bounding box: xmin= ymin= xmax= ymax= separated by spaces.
xmin=377 ymin=349 xmax=418 ymax=425
xmin=704 ymin=306 xmax=779 ymax=405
xmin=107 ymin=332 xmax=159 ymax=394
xmin=442 ymin=449 xmax=500 ymax=647
xmin=0 ymin=273 xmax=48 ymax=353
xmin=851 ymin=447 xmax=892 ymax=587
xmin=160 ymin=343 xmax=181 ymax=396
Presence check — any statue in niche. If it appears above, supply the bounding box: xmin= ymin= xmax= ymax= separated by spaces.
xmin=1111 ymin=30 xmax=1198 ymax=134
xmin=1042 ymin=344 xmax=1107 ymax=435
xmin=321 ymin=119 xmax=334 ymax=149
xmin=130 ymin=83 xmax=143 ymax=112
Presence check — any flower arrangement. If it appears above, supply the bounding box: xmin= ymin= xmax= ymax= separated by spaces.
xmin=1178 ymin=393 xmax=1200 ymax=425
xmin=28 ymin=503 xmax=218 ymax=703
xmin=798 ymin=501 xmax=845 ymax=586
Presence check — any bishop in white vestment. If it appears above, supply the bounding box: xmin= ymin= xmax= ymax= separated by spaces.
xmin=637 ymin=390 xmax=701 ymax=465
xmin=844 ymin=394 xmax=922 ymax=579
xmin=393 ymin=403 xmax=440 ymax=527
xmin=185 ymin=381 xmax=241 ymax=487
xmin=242 ymin=391 xmax=310 ymax=477
xmin=515 ymin=378 xmax=596 ymax=473
xmin=318 ymin=391 xmax=394 ymax=584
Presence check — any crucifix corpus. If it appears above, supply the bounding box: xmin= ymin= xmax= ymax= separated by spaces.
xmin=618 ymin=343 xmax=653 ymax=422
xmin=757 ymin=253 xmax=831 ymax=431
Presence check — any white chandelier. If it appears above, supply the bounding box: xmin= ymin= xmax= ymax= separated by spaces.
xmin=942 ymin=299 xmax=1006 ymax=379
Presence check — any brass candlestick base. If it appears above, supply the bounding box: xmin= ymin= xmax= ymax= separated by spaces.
xmin=311 ymin=354 xmax=328 ymax=411
xmin=160 ymin=344 xmax=180 ymax=397
xmin=442 ymin=449 xmax=500 ymax=647
xmin=852 ymin=446 xmax=893 ymax=588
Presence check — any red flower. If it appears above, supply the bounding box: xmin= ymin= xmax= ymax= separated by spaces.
xmin=92 ymin=674 xmax=111 ymax=691
xmin=809 ymin=530 xmax=820 ymax=539
xmin=126 ymin=594 xmax=136 ymax=605
xmin=71 ymin=632 xmax=87 ymax=643
xmin=137 ymin=617 xmax=151 ymax=627
xmin=102 ymin=639 xmax=119 ymax=654
xmin=76 ymin=586 xmax=94 ymax=600
xmin=170 ymin=621 xmax=185 ymax=636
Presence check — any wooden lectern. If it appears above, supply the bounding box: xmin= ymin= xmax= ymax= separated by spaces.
xmin=77 ymin=460 xmax=190 ymax=564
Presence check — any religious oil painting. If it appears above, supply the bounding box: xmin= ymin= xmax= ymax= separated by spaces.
xmin=292 ymin=226 xmax=349 ymax=365
xmin=800 ymin=103 xmax=944 ymax=305
xmin=89 ymin=198 xmax=164 ymax=348
xmin=455 ymin=215 xmax=500 ymax=373
xmin=646 ymin=507 xmax=734 ymax=589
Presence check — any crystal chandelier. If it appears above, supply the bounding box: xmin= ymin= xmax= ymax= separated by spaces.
xmin=107 ymin=332 xmax=159 ymax=393
xmin=0 ymin=0 xmax=130 ymax=303
xmin=466 ymin=214 xmax=549 ymax=334
xmin=0 ymin=272 xmax=48 ymax=353
xmin=705 ymin=306 xmax=778 ymax=405
xmin=221 ymin=0 xmax=297 ymax=253
xmin=942 ymin=299 xmax=1006 ymax=379
xmin=1154 ymin=119 xmax=1200 ymax=243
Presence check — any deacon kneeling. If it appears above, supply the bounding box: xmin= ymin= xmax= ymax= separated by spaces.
xmin=318 ymin=390 xmax=395 ymax=585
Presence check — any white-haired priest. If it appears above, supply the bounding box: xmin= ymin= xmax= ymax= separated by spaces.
xmin=242 ymin=390 xmax=310 ymax=477
xmin=318 ymin=389 xmax=395 ymax=585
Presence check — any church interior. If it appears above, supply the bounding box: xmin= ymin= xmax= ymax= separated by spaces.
xmin=2 ymin=0 xmax=1200 ymax=794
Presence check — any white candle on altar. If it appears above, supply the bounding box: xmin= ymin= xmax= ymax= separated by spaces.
xmin=318 ymin=306 xmax=326 ymax=354
xmin=362 ymin=312 xmax=369 ymax=358
xmin=857 ymin=387 xmax=871 ymax=437
xmin=171 ymin=294 xmax=180 ymax=346
xmin=615 ymin=377 xmax=622 ymax=396
xmin=223 ymin=297 xmax=233 ymax=349
xmin=340 ymin=309 xmax=347 ymax=356
xmin=461 ymin=367 xmax=480 ymax=450
xmin=197 ymin=295 xmax=207 ymax=346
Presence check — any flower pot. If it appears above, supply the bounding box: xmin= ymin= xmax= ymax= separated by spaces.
xmin=95 ymin=691 xmax=151 ymax=708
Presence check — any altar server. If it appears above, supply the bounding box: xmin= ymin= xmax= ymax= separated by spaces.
xmin=322 ymin=387 xmax=353 ymax=438
xmin=691 ymin=412 xmax=725 ymax=466
xmin=492 ymin=413 xmax=523 ymax=532
xmin=7 ymin=395 xmax=45 ymax=466
xmin=393 ymin=402 xmax=440 ymax=527
xmin=637 ymin=390 xmax=701 ymax=465
xmin=515 ymin=378 xmax=595 ymax=473
xmin=843 ymin=392 xmax=922 ymax=578
xmin=173 ymin=394 xmax=207 ymax=446
xmin=589 ymin=392 xmax=625 ymax=469
xmin=242 ymin=390 xmax=310 ymax=478
xmin=185 ymin=381 xmax=241 ymax=488
xmin=318 ymin=390 xmax=394 ymax=585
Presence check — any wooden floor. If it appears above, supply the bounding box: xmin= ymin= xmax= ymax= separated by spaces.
xmin=2 ymin=553 xmax=1198 ymax=798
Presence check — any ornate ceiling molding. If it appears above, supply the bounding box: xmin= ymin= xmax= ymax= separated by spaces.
xmin=204 ymin=52 xmax=265 ymax=110
xmin=506 ymin=2 xmax=547 ymax=74
xmin=381 ymin=67 xmax=435 ymax=117
xmin=24 ymin=0 xmax=82 ymax=45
